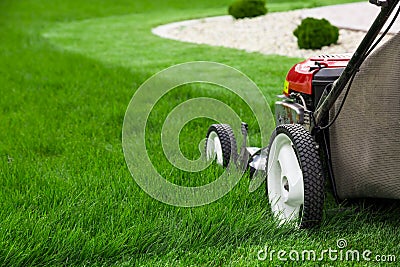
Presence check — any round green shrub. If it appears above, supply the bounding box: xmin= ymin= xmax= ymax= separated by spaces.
xmin=293 ymin=17 xmax=339 ymax=50
xmin=228 ymin=0 xmax=267 ymax=19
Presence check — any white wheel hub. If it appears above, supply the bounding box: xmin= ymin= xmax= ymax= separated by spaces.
xmin=267 ymin=133 xmax=304 ymax=224
xmin=206 ymin=131 xmax=223 ymax=166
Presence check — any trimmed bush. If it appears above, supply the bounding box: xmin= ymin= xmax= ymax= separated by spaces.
xmin=228 ymin=0 xmax=267 ymax=19
xmin=293 ymin=17 xmax=339 ymax=50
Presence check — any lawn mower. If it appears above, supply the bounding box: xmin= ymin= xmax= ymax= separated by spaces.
xmin=205 ymin=0 xmax=400 ymax=228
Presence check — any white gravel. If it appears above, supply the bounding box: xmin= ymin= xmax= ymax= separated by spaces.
xmin=152 ymin=8 xmax=395 ymax=58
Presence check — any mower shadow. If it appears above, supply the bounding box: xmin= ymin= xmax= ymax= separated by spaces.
xmin=323 ymin=198 xmax=400 ymax=230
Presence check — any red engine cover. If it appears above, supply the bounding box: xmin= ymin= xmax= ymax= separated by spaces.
xmin=285 ymin=54 xmax=351 ymax=95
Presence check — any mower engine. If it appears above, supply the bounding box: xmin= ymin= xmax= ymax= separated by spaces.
xmin=276 ymin=54 xmax=351 ymax=127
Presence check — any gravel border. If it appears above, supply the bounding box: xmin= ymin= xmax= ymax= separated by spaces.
xmin=152 ymin=8 xmax=394 ymax=58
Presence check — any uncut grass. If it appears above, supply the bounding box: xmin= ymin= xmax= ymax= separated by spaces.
xmin=3 ymin=0 xmax=400 ymax=266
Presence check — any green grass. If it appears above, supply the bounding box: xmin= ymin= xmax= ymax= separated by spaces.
xmin=2 ymin=0 xmax=400 ymax=266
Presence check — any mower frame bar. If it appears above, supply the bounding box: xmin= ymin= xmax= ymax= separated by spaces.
xmin=313 ymin=0 xmax=400 ymax=128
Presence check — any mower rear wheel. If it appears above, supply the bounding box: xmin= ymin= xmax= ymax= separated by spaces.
xmin=205 ymin=124 xmax=238 ymax=168
xmin=266 ymin=124 xmax=324 ymax=228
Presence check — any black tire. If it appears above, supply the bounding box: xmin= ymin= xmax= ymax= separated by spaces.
xmin=266 ymin=124 xmax=324 ymax=229
xmin=205 ymin=124 xmax=238 ymax=168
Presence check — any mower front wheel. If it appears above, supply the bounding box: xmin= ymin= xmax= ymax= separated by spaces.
xmin=205 ymin=124 xmax=238 ymax=168
xmin=266 ymin=124 xmax=324 ymax=228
